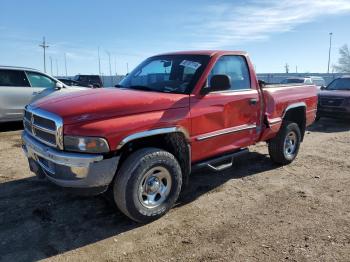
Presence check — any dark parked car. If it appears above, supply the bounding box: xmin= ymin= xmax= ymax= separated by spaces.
xmin=317 ymin=76 xmax=350 ymax=120
xmin=57 ymin=78 xmax=88 ymax=87
xmin=73 ymin=75 xmax=103 ymax=88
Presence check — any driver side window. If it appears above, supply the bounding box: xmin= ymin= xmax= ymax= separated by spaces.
xmin=208 ymin=56 xmax=251 ymax=91
xmin=132 ymin=60 xmax=171 ymax=86
xmin=26 ymin=71 xmax=56 ymax=88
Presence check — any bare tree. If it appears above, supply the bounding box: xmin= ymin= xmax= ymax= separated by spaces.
xmin=333 ymin=44 xmax=350 ymax=73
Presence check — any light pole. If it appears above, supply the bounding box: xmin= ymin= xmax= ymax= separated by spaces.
xmin=55 ymin=59 xmax=59 ymax=76
xmin=114 ymin=56 xmax=117 ymax=75
xmin=98 ymin=47 xmax=101 ymax=76
xmin=285 ymin=63 xmax=289 ymax=74
xmin=49 ymin=56 xmax=53 ymax=76
xmin=39 ymin=37 xmax=49 ymax=73
xmin=64 ymin=53 xmax=68 ymax=77
xmin=106 ymin=50 xmax=112 ymax=86
xmin=327 ymin=32 xmax=333 ymax=74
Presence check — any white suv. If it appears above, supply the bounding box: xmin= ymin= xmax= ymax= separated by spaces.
xmin=281 ymin=76 xmax=326 ymax=88
xmin=0 ymin=66 xmax=87 ymax=123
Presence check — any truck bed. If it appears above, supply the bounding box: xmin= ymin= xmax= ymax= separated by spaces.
xmin=259 ymin=84 xmax=318 ymax=141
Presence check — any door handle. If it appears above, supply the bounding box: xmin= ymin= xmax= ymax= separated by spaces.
xmin=249 ymin=98 xmax=258 ymax=105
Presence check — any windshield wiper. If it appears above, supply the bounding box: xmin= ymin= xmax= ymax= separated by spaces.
xmin=127 ymin=85 xmax=156 ymax=92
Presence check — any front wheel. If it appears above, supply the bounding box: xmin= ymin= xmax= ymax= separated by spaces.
xmin=268 ymin=121 xmax=301 ymax=165
xmin=113 ymin=148 xmax=182 ymax=223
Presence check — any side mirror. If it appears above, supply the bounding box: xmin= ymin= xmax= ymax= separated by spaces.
xmin=163 ymin=61 xmax=171 ymax=68
xmin=320 ymin=85 xmax=326 ymax=90
xmin=258 ymin=80 xmax=266 ymax=88
xmin=209 ymin=74 xmax=231 ymax=92
xmin=55 ymin=82 xmax=64 ymax=89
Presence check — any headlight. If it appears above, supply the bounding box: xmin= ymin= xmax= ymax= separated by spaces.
xmin=64 ymin=136 xmax=110 ymax=153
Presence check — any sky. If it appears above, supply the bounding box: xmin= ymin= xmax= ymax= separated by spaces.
xmin=1 ymin=0 xmax=350 ymax=76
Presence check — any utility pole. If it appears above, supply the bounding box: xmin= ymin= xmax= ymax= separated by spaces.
xmin=39 ymin=37 xmax=49 ymax=73
xmin=50 ymin=56 xmax=53 ymax=76
xmin=64 ymin=53 xmax=68 ymax=77
xmin=126 ymin=63 xmax=129 ymax=74
xmin=98 ymin=47 xmax=101 ymax=76
xmin=327 ymin=32 xmax=333 ymax=74
xmin=296 ymin=65 xmax=298 ymax=73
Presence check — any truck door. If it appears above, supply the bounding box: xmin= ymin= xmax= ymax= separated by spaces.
xmin=190 ymin=55 xmax=260 ymax=162
xmin=0 ymin=69 xmax=32 ymax=121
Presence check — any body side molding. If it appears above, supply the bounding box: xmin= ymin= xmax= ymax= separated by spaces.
xmin=195 ymin=124 xmax=256 ymax=141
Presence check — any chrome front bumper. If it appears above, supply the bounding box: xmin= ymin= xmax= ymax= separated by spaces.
xmin=22 ymin=131 xmax=119 ymax=191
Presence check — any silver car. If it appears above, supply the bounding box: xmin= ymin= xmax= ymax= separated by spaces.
xmin=0 ymin=66 xmax=87 ymax=122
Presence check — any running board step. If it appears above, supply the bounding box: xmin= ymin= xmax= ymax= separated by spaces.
xmin=192 ymin=148 xmax=249 ymax=172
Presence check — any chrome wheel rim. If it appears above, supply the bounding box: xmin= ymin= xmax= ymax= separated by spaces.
xmin=138 ymin=166 xmax=172 ymax=208
xmin=284 ymin=131 xmax=297 ymax=158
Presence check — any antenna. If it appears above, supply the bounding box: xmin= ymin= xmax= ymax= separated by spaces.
xmin=39 ymin=37 xmax=49 ymax=73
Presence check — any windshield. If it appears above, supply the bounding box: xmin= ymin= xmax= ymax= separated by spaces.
xmin=119 ymin=55 xmax=210 ymax=94
xmin=327 ymin=78 xmax=350 ymax=90
xmin=312 ymin=79 xmax=325 ymax=86
xmin=281 ymin=78 xmax=304 ymax=84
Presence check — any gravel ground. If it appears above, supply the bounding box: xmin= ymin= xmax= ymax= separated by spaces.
xmin=0 ymin=118 xmax=349 ymax=262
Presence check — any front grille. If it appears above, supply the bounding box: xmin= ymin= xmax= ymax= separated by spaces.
xmin=320 ymin=97 xmax=344 ymax=107
xmin=34 ymin=128 xmax=56 ymax=145
xmin=33 ymin=115 xmax=56 ymax=130
xmin=23 ymin=107 xmax=63 ymax=149
xmin=23 ymin=119 xmax=33 ymax=134
xmin=24 ymin=110 xmax=32 ymax=120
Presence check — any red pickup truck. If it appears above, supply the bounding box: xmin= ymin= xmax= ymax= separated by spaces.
xmin=22 ymin=51 xmax=317 ymax=223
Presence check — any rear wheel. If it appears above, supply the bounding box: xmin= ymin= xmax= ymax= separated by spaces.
xmin=113 ymin=148 xmax=182 ymax=223
xmin=268 ymin=121 xmax=301 ymax=165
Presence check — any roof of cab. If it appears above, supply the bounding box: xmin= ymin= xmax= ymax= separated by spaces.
xmin=155 ymin=50 xmax=248 ymax=57
xmin=0 ymin=65 xmax=41 ymax=72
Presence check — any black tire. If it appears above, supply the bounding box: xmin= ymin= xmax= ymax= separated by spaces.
xmin=113 ymin=148 xmax=182 ymax=223
xmin=268 ymin=121 xmax=301 ymax=165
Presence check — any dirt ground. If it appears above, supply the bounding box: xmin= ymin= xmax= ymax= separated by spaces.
xmin=0 ymin=118 xmax=349 ymax=262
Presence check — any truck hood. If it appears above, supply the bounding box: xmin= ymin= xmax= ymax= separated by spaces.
xmin=318 ymin=90 xmax=350 ymax=98
xmin=31 ymin=88 xmax=189 ymax=124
